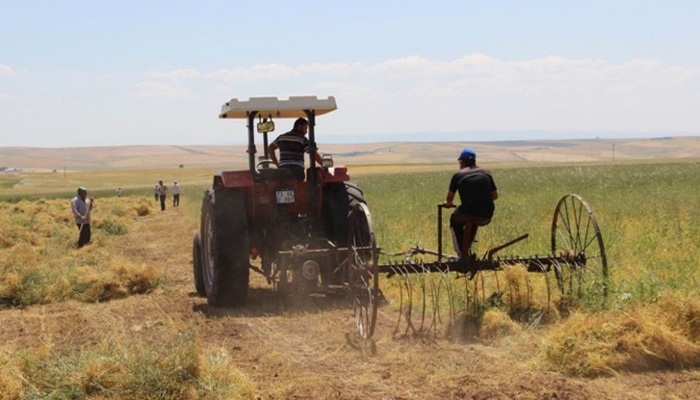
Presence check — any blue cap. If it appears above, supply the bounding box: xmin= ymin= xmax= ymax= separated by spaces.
xmin=458 ymin=148 xmax=476 ymax=160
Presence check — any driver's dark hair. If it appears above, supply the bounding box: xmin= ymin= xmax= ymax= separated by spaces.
xmin=293 ymin=118 xmax=308 ymax=131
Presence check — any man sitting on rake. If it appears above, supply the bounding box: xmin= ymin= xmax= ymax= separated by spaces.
xmin=443 ymin=148 xmax=498 ymax=260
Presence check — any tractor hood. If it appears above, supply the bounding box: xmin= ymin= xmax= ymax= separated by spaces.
xmin=219 ymin=96 xmax=337 ymax=119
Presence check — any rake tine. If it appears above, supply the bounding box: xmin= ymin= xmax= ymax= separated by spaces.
xmin=433 ymin=266 xmax=451 ymax=337
xmin=393 ymin=264 xmax=414 ymax=338
xmin=405 ymin=262 xmax=423 ymax=335
xmin=438 ymin=266 xmax=453 ymax=336
xmin=441 ymin=264 xmax=456 ymax=337
xmin=446 ymin=265 xmax=457 ymax=336
xmin=472 ymin=271 xmax=482 ymax=316
xmin=416 ymin=263 xmax=429 ymax=334
xmin=536 ymin=258 xmax=552 ymax=311
xmin=403 ymin=266 xmax=417 ymax=337
xmin=425 ymin=267 xmax=440 ymax=337
xmin=389 ymin=264 xmax=404 ymax=337
xmin=421 ymin=266 xmax=433 ymax=336
xmin=526 ymin=269 xmax=532 ymax=309
xmin=393 ymin=265 xmax=409 ymax=337
xmin=478 ymin=271 xmax=488 ymax=311
xmin=432 ymin=266 xmax=445 ymax=336
xmin=459 ymin=269 xmax=470 ymax=320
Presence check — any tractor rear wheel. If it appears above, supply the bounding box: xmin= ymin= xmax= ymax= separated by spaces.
xmin=322 ymin=181 xmax=365 ymax=247
xmin=200 ymin=188 xmax=250 ymax=307
xmin=192 ymin=232 xmax=205 ymax=297
xmin=345 ymin=181 xmax=364 ymax=203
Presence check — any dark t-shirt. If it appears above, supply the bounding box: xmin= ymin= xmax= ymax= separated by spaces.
xmin=448 ymin=166 xmax=497 ymax=218
xmin=271 ymin=130 xmax=309 ymax=168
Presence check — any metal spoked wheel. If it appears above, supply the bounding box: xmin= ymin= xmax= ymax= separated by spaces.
xmin=551 ymin=194 xmax=608 ymax=300
xmin=347 ymin=203 xmax=379 ymax=339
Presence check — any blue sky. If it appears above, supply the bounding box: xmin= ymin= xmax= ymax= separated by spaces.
xmin=1 ymin=1 xmax=699 ymax=147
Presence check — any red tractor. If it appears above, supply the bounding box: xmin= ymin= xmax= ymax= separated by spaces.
xmin=192 ymin=96 xmax=379 ymax=337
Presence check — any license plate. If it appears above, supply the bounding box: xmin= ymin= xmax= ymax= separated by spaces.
xmin=275 ymin=189 xmax=295 ymax=204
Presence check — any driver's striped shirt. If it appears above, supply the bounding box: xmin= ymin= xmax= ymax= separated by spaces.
xmin=271 ymin=131 xmax=309 ymax=168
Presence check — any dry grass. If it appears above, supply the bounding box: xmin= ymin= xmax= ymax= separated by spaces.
xmin=0 ymin=196 xmax=164 ymax=307
xmin=480 ymin=309 xmax=523 ymax=340
xmin=0 ymin=193 xmax=253 ymax=398
xmin=378 ymin=257 xmax=700 ymax=379
xmin=540 ymin=292 xmax=700 ymax=376
xmin=0 ymin=333 xmax=256 ymax=399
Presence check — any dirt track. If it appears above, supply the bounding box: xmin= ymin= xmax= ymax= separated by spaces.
xmin=2 ymin=204 xmax=699 ymax=399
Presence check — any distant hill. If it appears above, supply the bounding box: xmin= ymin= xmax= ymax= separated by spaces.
xmin=1 ymin=136 xmax=698 ymax=172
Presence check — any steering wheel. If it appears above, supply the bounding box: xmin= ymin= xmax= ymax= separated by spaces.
xmin=256 ymin=158 xmax=278 ymax=171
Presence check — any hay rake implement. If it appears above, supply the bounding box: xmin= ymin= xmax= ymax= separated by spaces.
xmin=354 ymin=194 xmax=608 ymax=339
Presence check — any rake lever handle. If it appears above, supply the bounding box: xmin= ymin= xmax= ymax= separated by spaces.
xmin=485 ymin=233 xmax=529 ymax=259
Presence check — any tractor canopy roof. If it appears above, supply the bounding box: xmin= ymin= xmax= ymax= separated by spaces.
xmin=219 ymin=96 xmax=337 ymax=119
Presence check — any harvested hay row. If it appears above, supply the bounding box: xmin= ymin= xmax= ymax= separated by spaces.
xmin=0 ymin=196 xmax=163 ymax=308
xmin=541 ymin=293 xmax=700 ymax=376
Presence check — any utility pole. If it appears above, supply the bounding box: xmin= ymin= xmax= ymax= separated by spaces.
xmin=612 ymin=144 xmax=615 ymax=162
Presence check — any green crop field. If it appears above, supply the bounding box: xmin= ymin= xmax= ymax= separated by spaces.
xmin=356 ymin=159 xmax=700 ymax=307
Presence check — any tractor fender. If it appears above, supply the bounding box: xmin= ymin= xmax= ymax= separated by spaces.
xmin=316 ymin=165 xmax=350 ymax=183
xmin=213 ymin=170 xmax=255 ymax=188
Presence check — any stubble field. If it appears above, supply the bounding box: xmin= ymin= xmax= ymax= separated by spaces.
xmin=0 ymin=154 xmax=699 ymax=399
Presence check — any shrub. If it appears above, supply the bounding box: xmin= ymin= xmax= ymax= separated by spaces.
xmin=100 ymin=219 xmax=128 ymax=235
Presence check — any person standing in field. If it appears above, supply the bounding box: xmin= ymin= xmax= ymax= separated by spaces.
xmin=158 ymin=180 xmax=168 ymax=211
xmin=443 ymin=148 xmax=498 ymax=259
xmin=116 ymin=187 xmax=123 ymax=197
xmin=153 ymin=184 xmax=159 ymax=201
xmin=71 ymin=187 xmax=95 ymax=248
xmin=267 ymin=118 xmax=324 ymax=181
xmin=171 ymin=181 xmax=183 ymax=207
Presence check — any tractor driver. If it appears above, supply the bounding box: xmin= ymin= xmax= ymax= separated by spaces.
xmin=443 ymin=148 xmax=498 ymax=260
xmin=268 ymin=118 xmax=324 ymax=181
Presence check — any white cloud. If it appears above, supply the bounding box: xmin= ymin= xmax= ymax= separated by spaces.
xmin=130 ymin=81 xmax=197 ymax=100
xmin=0 ymin=64 xmax=17 ymax=77
xmin=99 ymin=73 xmax=116 ymax=82
xmin=367 ymin=55 xmax=431 ymax=75
xmin=135 ymin=55 xmax=700 ymax=134
xmin=314 ymin=55 xmax=699 ymax=133
xmin=147 ymin=68 xmax=201 ymax=80
xmin=208 ymin=64 xmax=299 ymax=82
xmin=298 ymin=62 xmax=365 ymax=77
xmin=212 ymin=84 xmax=233 ymax=93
